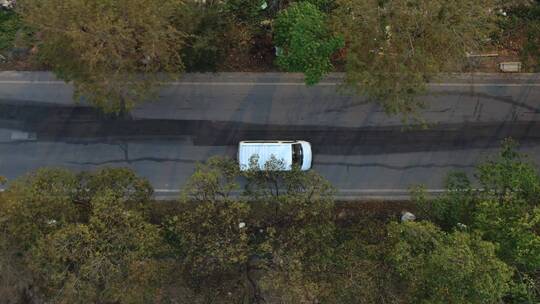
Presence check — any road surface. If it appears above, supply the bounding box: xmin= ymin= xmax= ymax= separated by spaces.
xmin=0 ymin=72 xmax=539 ymax=200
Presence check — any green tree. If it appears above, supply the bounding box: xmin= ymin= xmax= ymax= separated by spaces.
xmin=324 ymin=220 xmax=402 ymax=304
xmin=17 ymin=0 xmax=185 ymax=113
xmin=75 ymin=167 xmax=153 ymax=212
xmin=0 ymin=167 xmax=153 ymax=248
xmin=0 ymin=175 xmax=35 ymax=304
xmin=301 ymin=0 xmax=336 ymax=12
xmin=176 ymin=1 xmax=235 ymax=72
xmin=1 ymin=168 xmax=81 ymax=250
xmin=414 ymin=139 xmax=540 ymax=302
xmin=332 ymin=0 xmax=497 ymax=120
xmin=497 ymin=1 xmax=540 ymax=71
xmin=413 ymin=171 xmax=476 ymax=230
xmin=167 ymin=156 xmax=338 ymax=303
xmin=274 ymin=1 xmax=343 ymax=85
xmin=29 ymin=191 xmax=167 ymax=304
xmin=476 ymin=139 xmax=540 ymax=203
xmin=172 ymin=0 xmax=275 ymax=72
xmin=0 ymin=167 xmax=157 ymax=302
xmin=0 ymin=10 xmax=26 ymax=52
xmin=166 ymin=156 xmax=252 ymax=302
xmin=242 ymin=157 xmax=337 ymax=302
xmin=166 ymin=199 xmax=252 ymax=302
xmin=224 ymin=0 xmax=267 ymax=25
xmin=387 ymin=221 xmax=513 ymax=304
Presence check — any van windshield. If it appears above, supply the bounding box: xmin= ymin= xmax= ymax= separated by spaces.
xmin=292 ymin=143 xmax=303 ymax=167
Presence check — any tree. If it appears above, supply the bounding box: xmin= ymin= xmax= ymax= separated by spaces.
xmin=322 ymin=220 xmax=403 ymax=304
xmin=0 ymin=175 xmax=35 ymax=304
xmin=1 ymin=168 xmax=81 ymax=250
xmin=75 ymin=167 xmax=153 ymax=212
xmin=181 ymin=0 xmax=276 ymax=72
xmin=413 ymin=171 xmax=476 ymax=230
xmin=0 ymin=167 xmax=157 ymax=303
xmin=387 ymin=221 xmax=513 ymax=304
xmin=178 ymin=3 xmax=226 ymax=72
xmin=274 ymin=1 xmax=343 ymax=85
xmin=17 ymin=0 xmax=185 ymax=113
xmin=476 ymin=139 xmax=540 ymax=203
xmin=301 ymin=0 xmax=336 ymax=12
xmin=473 ymin=140 xmax=540 ymax=271
xmin=166 ymin=156 xmax=338 ymax=303
xmin=28 ymin=191 xmax=167 ymax=304
xmin=414 ymin=139 xmax=540 ymax=302
xmin=0 ymin=9 xmax=26 ymax=52
xmin=497 ymin=1 xmax=540 ymax=71
xmin=242 ymin=157 xmax=337 ymax=303
xmin=182 ymin=156 xmax=240 ymax=202
xmin=166 ymin=156 xmax=252 ymax=302
xmin=332 ymin=0 xmax=497 ymax=120
xmin=0 ymin=167 xmax=153 ymax=247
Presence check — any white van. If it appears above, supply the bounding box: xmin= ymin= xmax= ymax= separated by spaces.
xmin=238 ymin=140 xmax=312 ymax=171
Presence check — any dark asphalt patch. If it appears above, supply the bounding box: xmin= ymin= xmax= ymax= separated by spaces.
xmin=1 ymin=102 xmax=540 ymax=156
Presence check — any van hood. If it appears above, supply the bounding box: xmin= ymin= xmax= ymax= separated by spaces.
xmin=300 ymin=141 xmax=312 ymax=171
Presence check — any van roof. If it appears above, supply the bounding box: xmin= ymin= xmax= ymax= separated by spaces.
xmin=238 ymin=142 xmax=293 ymax=170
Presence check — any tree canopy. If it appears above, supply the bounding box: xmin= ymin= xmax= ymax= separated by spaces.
xmin=415 ymin=139 xmax=540 ymax=303
xmin=0 ymin=146 xmax=537 ymax=303
xmin=331 ymin=0 xmax=498 ymax=120
xmin=29 ymin=191 xmax=166 ymax=304
xmin=10 ymin=0 xmax=519 ymax=119
xmin=274 ymin=1 xmax=343 ymax=85
xmin=387 ymin=221 xmax=512 ymax=303
xmin=17 ymin=0 xmax=185 ymax=112
xmin=0 ymin=167 xmax=158 ymax=303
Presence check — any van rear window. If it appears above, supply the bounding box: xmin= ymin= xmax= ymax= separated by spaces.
xmin=292 ymin=143 xmax=303 ymax=167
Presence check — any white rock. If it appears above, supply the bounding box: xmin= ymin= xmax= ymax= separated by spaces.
xmin=0 ymin=0 xmax=15 ymax=9
xmin=401 ymin=211 xmax=416 ymax=222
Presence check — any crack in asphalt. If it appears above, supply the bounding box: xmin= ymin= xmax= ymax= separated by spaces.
xmin=67 ymin=157 xmax=199 ymax=166
xmin=431 ymin=91 xmax=540 ymax=113
xmin=314 ymin=161 xmax=476 ymax=170
xmin=68 ymin=157 xmax=476 ymax=172
xmin=316 ymin=89 xmax=540 ymax=115
xmin=1 ymin=101 xmax=540 ymax=156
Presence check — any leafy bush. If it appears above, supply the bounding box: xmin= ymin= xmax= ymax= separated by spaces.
xmin=414 ymin=140 xmax=540 ymax=303
xmin=0 ymin=167 xmax=163 ymax=303
xmin=499 ymin=3 xmax=540 ymax=71
xmin=301 ymin=0 xmax=336 ymax=12
xmin=0 ymin=10 xmax=23 ymax=52
xmin=387 ymin=221 xmax=513 ymax=303
xmin=177 ymin=4 xmax=230 ymax=72
xmin=224 ymin=0 xmax=267 ymax=25
xmin=413 ymin=171 xmax=476 ymax=230
xmin=273 ymin=1 xmax=343 ymax=85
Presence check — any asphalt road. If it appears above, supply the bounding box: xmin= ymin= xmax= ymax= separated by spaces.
xmin=1 ymin=72 xmax=540 ymax=200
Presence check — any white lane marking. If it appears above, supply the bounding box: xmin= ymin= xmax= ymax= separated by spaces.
xmin=429 ymin=83 xmax=540 ymax=87
xmin=0 ymin=188 xmax=447 ymax=192
xmin=153 ymin=188 xmax=447 ymax=193
xmin=166 ymin=82 xmax=339 ymax=86
xmin=1 ymin=80 xmax=540 ymax=87
xmin=0 ymin=188 xmax=444 ymax=194
xmin=0 ymin=81 xmax=66 ymax=84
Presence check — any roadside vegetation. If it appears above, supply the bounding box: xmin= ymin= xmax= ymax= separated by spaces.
xmin=0 ymin=1 xmax=538 ymax=119
xmin=1 ymin=140 xmax=539 ymax=303
xmin=0 ymin=8 xmax=32 ymax=63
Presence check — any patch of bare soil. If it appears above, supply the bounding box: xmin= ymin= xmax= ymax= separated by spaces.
xmin=335 ymin=200 xmax=416 ymax=225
